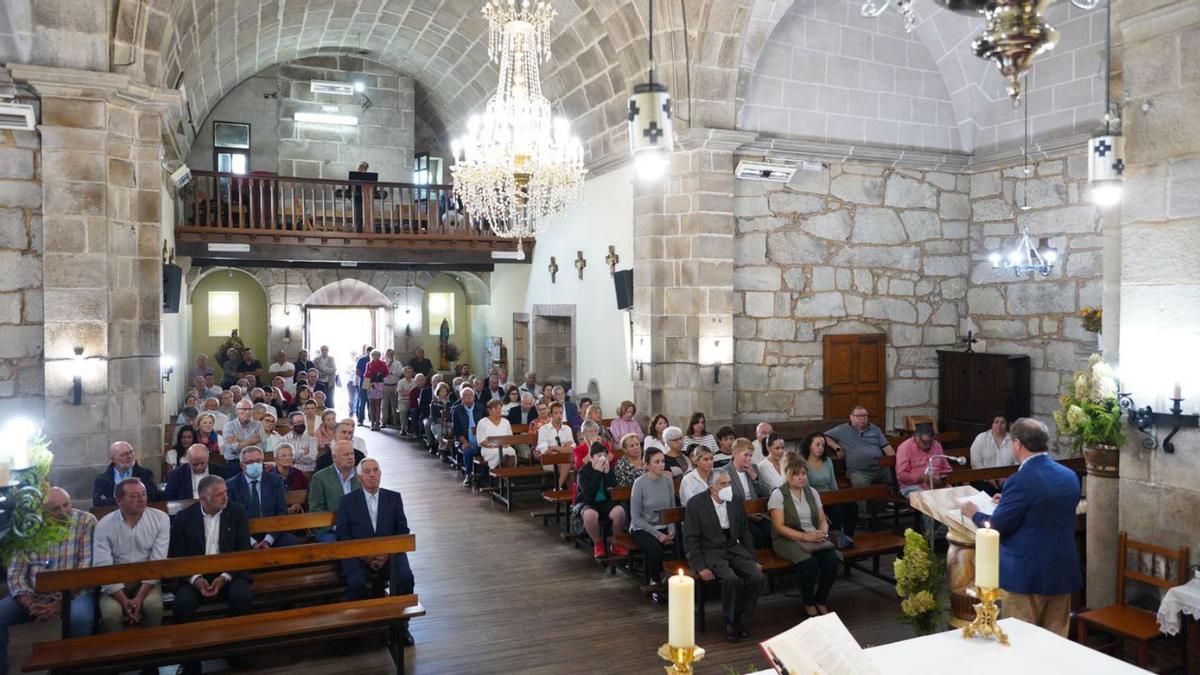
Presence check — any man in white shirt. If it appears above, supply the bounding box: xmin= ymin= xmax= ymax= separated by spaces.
xmin=396 ymin=366 xmax=416 ymax=435
xmin=750 ymin=422 xmax=773 ymax=464
xmin=281 ymin=411 xmax=318 ymax=472
xmin=517 ymin=370 xmax=539 ymax=398
xmin=267 ymin=350 xmax=295 ymax=392
xmin=536 ymin=401 xmax=575 ymax=481
xmin=314 ymin=345 xmax=338 ymax=408
xmin=167 ymin=475 xmax=252 ymax=660
xmin=93 ymin=478 xmax=170 ymax=633
xmin=382 ymin=349 xmax=406 ymax=428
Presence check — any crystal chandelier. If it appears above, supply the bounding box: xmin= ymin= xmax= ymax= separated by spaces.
xmin=860 ymin=0 xmax=919 ymax=32
xmin=450 ymin=0 xmax=586 ymax=241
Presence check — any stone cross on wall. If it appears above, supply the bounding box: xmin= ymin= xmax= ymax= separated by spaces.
xmin=548 ymin=256 xmax=558 ymax=284
xmin=962 ymin=330 xmax=978 ymax=354
xmin=575 ymin=250 xmax=587 ymax=280
xmin=605 ymin=245 xmax=619 ymax=274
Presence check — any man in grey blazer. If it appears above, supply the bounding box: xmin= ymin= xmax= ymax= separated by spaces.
xmin=723 ymin=440 xmax=772 ymax=548
xmin=683 ymin=471 xmax=764 ymax=643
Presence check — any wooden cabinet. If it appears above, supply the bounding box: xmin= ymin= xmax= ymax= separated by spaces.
xmin=937 ymin=350 xmax=1031 ymax=441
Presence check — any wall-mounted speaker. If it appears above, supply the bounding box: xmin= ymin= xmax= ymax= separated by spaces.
xmin=163 ymin=263 xmax=183 ymax=313
xmin=613 ymin=269 xmax=633 ymax=310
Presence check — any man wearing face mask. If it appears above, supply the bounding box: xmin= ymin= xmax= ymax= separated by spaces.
xmin=280 ymin=411 xmax=318 ymax=473
xmin=225 ymin=446 xmax=297 ymax=548
xmin=683 ymin=471 xmax=765 ymax=643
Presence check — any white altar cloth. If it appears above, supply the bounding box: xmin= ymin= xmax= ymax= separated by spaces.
xmin=747 ymin=618 xmax=1149 ymax=675
xmin=1158 ymin=578 xmax=1200 ymax=636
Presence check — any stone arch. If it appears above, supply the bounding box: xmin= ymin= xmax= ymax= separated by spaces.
xmin=303 ymin=278 xmax=391 ymax=307
xmin=186 ymin=266 xmax=268 ymax=303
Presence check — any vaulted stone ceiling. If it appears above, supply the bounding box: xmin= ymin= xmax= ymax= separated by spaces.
xmin=94 ymin=0 xmax=1105 ymax=163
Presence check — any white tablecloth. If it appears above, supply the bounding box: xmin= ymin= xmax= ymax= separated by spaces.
xmin=1158 ymin=578 xmax=1200 ymax=636
xmin=746 ymin=618 xmax=1150 ymax=675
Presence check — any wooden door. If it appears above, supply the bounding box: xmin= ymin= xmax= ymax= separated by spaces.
xmin=822 ymin=334 xmax=886 ymax=422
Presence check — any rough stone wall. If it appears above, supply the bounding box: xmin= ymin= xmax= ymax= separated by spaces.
xmin=186 ymin=55 xmax=416 ymax=183
xmin=965 ymin=152 xmax=1101 ymax=433
xmin=1115 ymin=0 xmax=1200 ymax=564
xmin=732 ymin=162 xmax=970 ymax=429
xmin=0 ymin=127 xmax=43 ymax=421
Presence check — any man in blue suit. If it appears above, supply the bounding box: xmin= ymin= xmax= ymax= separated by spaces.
xmin=450 ymin=386 xmax=486 ymax=486
xmin=163 ymin=444 xmax=231 ymax=500
xmin=963 ymin=417 xmax=1082 ymax=637
xmin=225 ymin=446 xmax=299 ymax=547
xmin=336 ymin=458 xmax=416 ymax=644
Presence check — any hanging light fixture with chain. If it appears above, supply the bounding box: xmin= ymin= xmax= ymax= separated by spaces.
xmin=451 ymin=0 xmax=587 ymax=241
xmin=1087 ymin=0 xmax=1124 ymax=207
xmin=627 ymin=0 xmax=674 ymax=182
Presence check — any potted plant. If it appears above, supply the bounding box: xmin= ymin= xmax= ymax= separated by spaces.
xmin=440 ymin=342 xmax=461 ymax=366
xmin=1080 ymin=306 xmax=1102 ymax=351
xmin=894 ymin=529 xmax=945 ymax=635
xmin=1053 ymin=353 xmax=1124 ymax=476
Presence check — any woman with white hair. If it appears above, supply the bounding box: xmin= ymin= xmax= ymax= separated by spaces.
xmin=662 ymin=426 xmax=691 ymax=477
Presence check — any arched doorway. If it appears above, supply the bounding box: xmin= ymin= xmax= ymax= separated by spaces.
xmin=303 ymin=279 xmax=393 ymax=415
xmin=189 ymin=268 xmax=269 ymax=380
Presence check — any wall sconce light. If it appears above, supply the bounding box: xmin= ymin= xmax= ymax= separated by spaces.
xmin=713 ymin=361 xmax=722 ymax=384
xmin=1118 ymin=383 xmax=1197 ymax=453
xmin=72 ymin=347 xmax=84 ymax=405
xmin=636 ymin=360 xmax=644 ymax=381
xmin=161 ymin=355 xmax=175 ymax=385
xmin=699 ymin=337 xmax=731 ymax=385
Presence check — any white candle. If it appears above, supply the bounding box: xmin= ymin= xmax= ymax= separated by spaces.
xmin=668 ymin=569 xmax=694 ymax=648
xmin=976 ymin=526 xmax=1000 ymax=589
xmin=1174 ymin=382 xmax=1182 ymax=400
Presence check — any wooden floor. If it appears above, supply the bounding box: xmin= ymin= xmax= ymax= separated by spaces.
xmin=13 ymin=428 xmax=913 ymax=674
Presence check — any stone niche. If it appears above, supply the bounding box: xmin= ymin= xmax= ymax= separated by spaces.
xmin=186 ymin=55 xmax=416 ymax=183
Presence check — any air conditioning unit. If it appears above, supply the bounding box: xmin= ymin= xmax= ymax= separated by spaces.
xmin=310 ymin=80 xmax=356 ymax=96
xmin=734 ymin=160 xmax=800 ymax=183
xmin=0 ymin=102 xmax=36 ymax=131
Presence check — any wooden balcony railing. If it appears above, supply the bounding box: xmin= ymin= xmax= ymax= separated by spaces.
xmin=177 ymin=170 xmax=499 ymax=243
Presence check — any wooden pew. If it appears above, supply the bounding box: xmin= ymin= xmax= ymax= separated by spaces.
xmin=944 ymin=455 xmax=1085 ymax=485
xmin=28 ymin=535 xmax=421 ymax=674
xmin=90 ymin=489 xmax=309 ymax=520
xmin=484 ymin=433 xmax=546 ymax=511
xmin=532 ymin=451 xmax=576 ymax=526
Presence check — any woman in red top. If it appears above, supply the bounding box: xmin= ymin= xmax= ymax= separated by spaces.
xmin=269 ymin=443 xmax=310 ymax=500
xmin=363 ymin=349 xmax=390 ymax=431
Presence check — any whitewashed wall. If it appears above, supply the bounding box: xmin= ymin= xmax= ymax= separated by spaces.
xmin=484 ymin=165 xmax=636 ymax=409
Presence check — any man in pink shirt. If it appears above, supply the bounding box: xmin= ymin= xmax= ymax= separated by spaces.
xmin=895 ymin=424 xmax=951 ymax=496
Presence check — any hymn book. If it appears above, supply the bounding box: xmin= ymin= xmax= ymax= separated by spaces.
xmin=758 ymin=613 xmax=878 ymax=675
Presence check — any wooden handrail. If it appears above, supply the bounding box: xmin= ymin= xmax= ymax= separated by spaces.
xmin=35 ymin=534 xmax=415 ymax=592
xmin=249 ymin=511 xmax=335 ymax=535
xmin=178 ymin=169 xmax=495 ymax=240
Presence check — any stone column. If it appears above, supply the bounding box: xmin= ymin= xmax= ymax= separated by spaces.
xmin=631 ymin=129 xmax=753 ymax=425
xmin=10 ymin=65 xmax=181 ymax=498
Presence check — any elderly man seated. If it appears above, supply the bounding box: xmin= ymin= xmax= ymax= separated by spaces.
xmin=164 ymin=443 xmax=231 ymax=500
xmin=336 ymin=458 xmax=416 ymax=645
xmin=222 ymin=399 xmax=264 ymax=475
xmin=309 ymin=440 xmax=362 ymax=542
xmin=683 ymin=471 xmax=765 ymax=643
xmin=314 ymin=419 xmax=366 ymax=472
xmin=92 ymin=441 xmax=159 ymax=507
xmin=225 ymin=446 xmax=297 ymax=547
xmin=0 ymin=487 xmax=96 ymax=673
xmin=94 ymin=478 xmax=170 ymax=634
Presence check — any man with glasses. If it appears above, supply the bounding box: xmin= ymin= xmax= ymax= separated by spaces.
xmin=824 ymin=405 xmax=894 ymax=490
xmin=222 ymin=400 xmax=263 ymax=475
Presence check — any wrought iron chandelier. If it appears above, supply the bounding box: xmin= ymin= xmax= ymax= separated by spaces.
xmin=628 ymin=0 xmax=675 ymax=182
xmin=450 ymin=0 xmax=587 ymax=241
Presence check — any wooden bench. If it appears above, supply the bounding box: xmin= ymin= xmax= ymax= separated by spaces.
xmin=90 ymin=489 xmax=309 ymax=520
xmin=531 ymin=451 xmax=576 ymax=526
xmin=487 ymin=436 xmax=549 ymax=511
xmin=28 ymin=534 xmax=421 ymax=674
xmin=730 ymin=418 xmax=844 ymax=442
xmin=818 ymin=485 xmax=907 ymax=584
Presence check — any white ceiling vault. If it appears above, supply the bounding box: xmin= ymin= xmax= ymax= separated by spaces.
xmin=88 ymin=0 xmax=1106 ymax=164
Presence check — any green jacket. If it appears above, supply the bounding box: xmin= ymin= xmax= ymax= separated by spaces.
xmin=308 ymin=465 xmax=361 ymax=535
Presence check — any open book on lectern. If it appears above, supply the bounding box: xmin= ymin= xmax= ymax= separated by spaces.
xmin=758 ymin=613 xmax=879 ymax=675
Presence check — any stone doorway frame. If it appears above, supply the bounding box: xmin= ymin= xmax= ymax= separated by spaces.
xmin=512 ymin=312 xmax=530 ymax=382
xmin=530 ymin=304 xmax=577 ymax=392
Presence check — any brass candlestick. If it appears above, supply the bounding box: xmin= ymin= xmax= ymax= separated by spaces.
xmin=658 ymin=643 xmax=705 ymax=674
xmin=962 ymin=586 xmax=1010 ymax=645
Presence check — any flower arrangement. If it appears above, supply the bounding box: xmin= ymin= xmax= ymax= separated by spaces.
xmin=1053 ymin=353 xmax=1124 ymax=453
xmin=440 ymin=342 xmax=461 ymax=363
xmin=894 ymin=528 xmax=944 ymax=635
xmin=213 ymin=330 xmax=245 ymax=365
xmin=1080 ymin=306 xmax=1103 ymax=334
xmin=0 ymin=434 xmax=66 ymax=563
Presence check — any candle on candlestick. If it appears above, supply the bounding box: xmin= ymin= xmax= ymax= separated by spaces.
xmin=975 ymin=525 xmax=1000 ymax=589
xmin=1174 ymin=382 xmax=1182 ymax=400
xmin=668 ymin=569 xmax=694 ymax=648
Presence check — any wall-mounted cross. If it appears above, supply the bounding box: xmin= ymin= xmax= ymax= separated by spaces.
xmin=575 ymin=250 xmax=587 ymax=280
xmin=1094 ymin=140 xmax=1112 ymax=157
xmin=1112 ymin=158 xmax=1125 ymax=175
xmin=604 ymin=245 xmax=619 ymax=275
xmin=548 ymin=256 xmax=558 ymax=284
xmin=627 ymin=99 xmax=640 ymax=122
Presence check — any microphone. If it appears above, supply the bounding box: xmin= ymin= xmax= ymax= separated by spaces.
xmin=945 ymin=454 xmax=968 ymax=465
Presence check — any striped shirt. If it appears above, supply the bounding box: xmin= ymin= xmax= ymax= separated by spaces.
xmin=6 ymin=509 xmax=97 ymax=603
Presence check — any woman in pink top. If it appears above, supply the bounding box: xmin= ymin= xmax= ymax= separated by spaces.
xmin=608 ymin=400 xmax=644 ymax=443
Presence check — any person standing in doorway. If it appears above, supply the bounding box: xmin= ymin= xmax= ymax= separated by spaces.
xmin=313 ymin=345 xmax=337 ymax=409
xmin=354 ymin=346 xmax=372 ymax=426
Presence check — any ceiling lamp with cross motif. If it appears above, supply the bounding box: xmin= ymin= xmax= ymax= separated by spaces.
xmin=450 ymin=0 xmax=586 ymax=241
xmin=627 ymin=0 xmax=674 ymax=182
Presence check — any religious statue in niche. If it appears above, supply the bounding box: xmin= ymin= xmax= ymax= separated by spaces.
xmin=438 ymin=318 xmax=450 ymax=370
xmin=548 ymin=256 xmax=559 ymax=283
xmin=575 ymin=250 xmax=587 ymax=280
